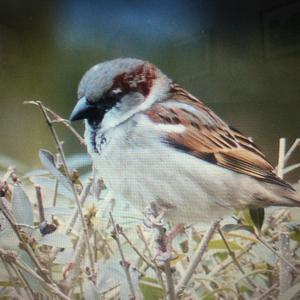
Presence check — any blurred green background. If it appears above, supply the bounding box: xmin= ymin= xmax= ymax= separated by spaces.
xmin=0 ymin=0 xmax=299 ymax=179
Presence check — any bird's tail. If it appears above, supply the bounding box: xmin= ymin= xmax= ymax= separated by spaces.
xmin=272 ymin=189 xmax=300 ymax=207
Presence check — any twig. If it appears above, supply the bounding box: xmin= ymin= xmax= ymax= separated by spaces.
xmin=65 ymin=231 xmax=87 ymax=296
xmin=277 ymin=138 xmax=286 ymax=179
xmin=254 ymin=234 xmax=300 ymax=274
xmin=1 ymin=167 xmax=15 ymax=182
xmin=283 ymin=138 xmax=300 ymax=164
xmin=164 ymin=260 xmax=176 ymax=300
xmin=52 ymin=179 xmax=59 ymax=207
xmin=109 ymin=212 xmax=136 ymax=299
xmin=255 ymin=283 xmax=278 ymax=300
xmin=35 ymin=185 xmax=45 ymax=222
xmin=0 ymin=255 xmax=22 ymax=296
xmin=278 ymin=227 xmax=292 ymax=295
xmin=175 ymin=220 xmax=220 ymax=297
xmin=24 ymin=101 xmax=85 ymax=146
xmin=0 ymin=197 xmax=53 ymax=284
xmin=36 ymin=101 xmax=94 ymax=273
xmin=283 ymin=163 xmax=300 ymax=176
xmin=217 ymin=228 xmax=256 ymax=289
xmin=95 ymin=230 xmax=114 ymax=255
xmin=10 ymin=262 xmax=35 ymax=300
xmin=0 ymin=248 xmax=71 ymax=300
xmin=64 ymin=178 xmax=93 ymax=235
xmin=209 ymin=242 xmax=254 ymax=276
xmin=137 ymin=225 xmax=166 ymax=294
xmin=50 ymin=179 xmax=93 ymax=262
xmin=117 ymin=225 xmax=155 ymax=270
xmin=15 ymin=223 xmax=38 ymax=230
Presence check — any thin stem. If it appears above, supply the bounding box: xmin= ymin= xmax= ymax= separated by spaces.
xmin=66 ymin=232 xmax=87 ymax=296
xmin=35 ymin=185 xmax=45 ymax=222
xmin=218 ymin=228 xmax=256 ymax=289
xmin=0 ymin=255 xmax=22 ymax=295
xmin=175 ymin=220 xmax=220 ymax=297
xmin=164 ymin=260 xmax=176 ymax=300
xmin=24 ymin=101 xmax=85 ymax=146
xmin=118 ymin=225 xmax=155 ymax=269
xmin=0 ymin=197 xmax=53 ymax=284
xmin=10 ymin=263 xmax=35 ymax=300
xmin=36 ymin=101 xmax=94 ymax=273
xmin=50 ymin=179 xmax=93 ymax=262
xmin=278 ymin=227 xmax=292 ymax=295
xmin=109 ymin=212 xmax=136 ymax=299
xmin=52 ymin=179 xmax=59 ymax=207
xmin=255 ymin=283 xmax=278 ymax=300
xmin=277 ymin=138 xmax=286 ymax=179
xmin=0 ymin=248 xmax=69 ymax=300
xmin=284 ymin=138 xmax=300 ymax=164
xmin=137 ymin=225 xmax=166 ymax=294
xmin=255 ymin=234 xmax=300 ymax=274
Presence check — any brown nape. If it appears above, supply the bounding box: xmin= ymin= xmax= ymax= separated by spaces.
xmin=111 ymin=63 xmax=157 ymax=97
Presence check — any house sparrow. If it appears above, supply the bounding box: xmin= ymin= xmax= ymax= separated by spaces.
xmin=70 ymin=58 xmax=300 ymax=224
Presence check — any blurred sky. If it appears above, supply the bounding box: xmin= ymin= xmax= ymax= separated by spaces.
xmin=0 ymin=0 xmax=299 ymax=179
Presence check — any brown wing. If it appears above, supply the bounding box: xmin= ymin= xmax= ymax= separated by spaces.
xmin=146 ymin=84 xmax=291 ymax=189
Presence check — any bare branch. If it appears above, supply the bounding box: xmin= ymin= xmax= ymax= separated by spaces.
xmin=36 ymin=101 xmax=95 ymax=273
xmin=24 ymin=101 xmax=85 ymax=146
xmin=35 ymin=185 xmax=45 ymax=222
xmin=279 ymin=227 xmax=292 ymax=295
xmin=109 ymin=212 xmax=136 ymax=299
xmin=0 ymin=248 xmax=71 ymax=300
xmin=176 ymin=219 xmax=220 ymax=297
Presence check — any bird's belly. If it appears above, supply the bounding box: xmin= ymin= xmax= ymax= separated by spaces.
xmin=91 ymin=139 xmax=260 ymax=224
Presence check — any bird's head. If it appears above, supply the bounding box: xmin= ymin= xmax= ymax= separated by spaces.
xmin=69 ymin=58 xmax=170 ymax=130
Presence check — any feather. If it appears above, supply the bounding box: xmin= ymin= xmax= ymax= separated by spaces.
xmin=146 ymin=83 xmax=293 ymax=190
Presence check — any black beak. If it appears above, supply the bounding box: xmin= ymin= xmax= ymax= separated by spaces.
xmin=69 ymin=97 xmax=95 ymax=121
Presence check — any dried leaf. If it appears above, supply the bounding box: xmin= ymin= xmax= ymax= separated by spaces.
xmin=38 ymin=149 xmax=72 ymax=191
xmin=11 ymin=185 xmax=33 ymax=226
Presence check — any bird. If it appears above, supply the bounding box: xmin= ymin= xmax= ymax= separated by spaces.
xmin=70 ymin=58 xmax=300 ymax=225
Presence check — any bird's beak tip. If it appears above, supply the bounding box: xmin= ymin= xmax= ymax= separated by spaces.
xmin=69 ymin=97 xmax=89 ymax=122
